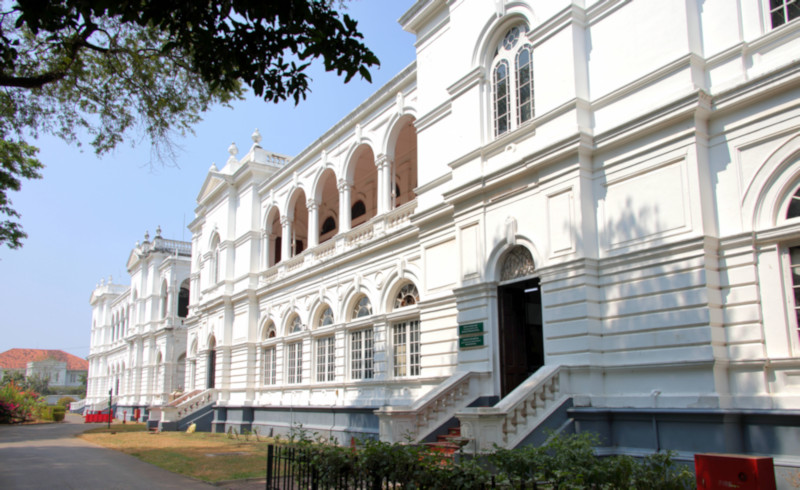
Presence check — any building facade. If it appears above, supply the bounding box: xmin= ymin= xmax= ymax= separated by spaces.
xmin=90 ymin=0 xmax=800 ymax=477
xmin=86 ymin=229 xmax=192 ymax=415
xmin=0 ymin=349 xmax=88 ymax=389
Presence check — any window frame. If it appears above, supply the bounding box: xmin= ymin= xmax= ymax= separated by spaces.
xmin=392 ymin=319 xmax=421 ymax=378
xmin=491 ymin=24 xmax=533 ymax=138
xmin=768 ymin=0 xmax=800 ymax=29
xmin=349 ymin=328 xmax=374 ymax=380
xmin=286 ymin=341 xmax=303 ymax=384
xmin=262 ymin=346 xmax=277 ymax=386
xmin=315 ymin=335 xmax=336 ymax=383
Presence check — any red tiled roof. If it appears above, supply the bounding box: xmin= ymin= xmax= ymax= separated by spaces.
xmin=0 ymin=349 xmax=88 ymax=371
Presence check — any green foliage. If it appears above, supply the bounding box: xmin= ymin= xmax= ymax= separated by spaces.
xmin=1 ymin=370 xmax=26 ymax=386
xmin=0 ymin=381 xmax=44 ymax=423
xmin=488 ymin=432 xmax=695 ymax=489
xmin=52 ymin=405 xmax=66 ymax=421
xmin=281 ymin=427 xmax=489 ymax=489
xmin=24 ymin=373 xmax=51 ymax=395
xmin=274 ymin=426 xmax=693 ymax=489
xmin=57 ymin=396 xmax=76 ymax=408
xmin=0 ymin=0 xmax=380 ymax=248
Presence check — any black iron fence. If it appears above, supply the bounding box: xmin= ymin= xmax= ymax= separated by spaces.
xmin=264 ymin=443 xmax=554 ymax=489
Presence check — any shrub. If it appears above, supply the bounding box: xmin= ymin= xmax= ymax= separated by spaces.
xmin=52 ymin=406 xmax=66 ymax=422
xmin=0 ymin=382 xmax=43 ymax=424
xmin=57 ymin=396 xmax=76 ymax=408
xmin=489 ymin=432 xmax=694 ymax=489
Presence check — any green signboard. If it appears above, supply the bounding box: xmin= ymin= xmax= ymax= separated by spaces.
xmin=458 ymin=322 xmax=484 ymax=336
xmin=459 ymin=335 xmax=485 ymax=349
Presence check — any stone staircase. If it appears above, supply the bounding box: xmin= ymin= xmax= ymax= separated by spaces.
xmin=376 ymin=371 xmax=490 ymax=443
xmin=457 ymin=365 xmax=569 ymax=452
xmin=424 ymin=426 xmax=467 ymax=456
xmin=149 ymin=388 xmax=216 ymax=431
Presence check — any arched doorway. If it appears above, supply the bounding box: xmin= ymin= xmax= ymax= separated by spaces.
xmin=207 ymin=337 xmax=217 ymax=389
xmin=497 ymin=246 xmax=544 ymax=397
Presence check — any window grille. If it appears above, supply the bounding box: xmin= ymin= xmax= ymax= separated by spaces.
xmin=350 ymin=329 xmax=374 ymax=380
xmin=316 ymin=336 xmax=335 ymax=382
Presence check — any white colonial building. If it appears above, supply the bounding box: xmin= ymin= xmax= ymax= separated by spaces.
xmin=86 ymin=228 xmax=192 ymax=415
xmin=89 ymin=0 xmax=800 ymax=478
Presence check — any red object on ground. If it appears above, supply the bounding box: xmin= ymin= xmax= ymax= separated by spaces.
xmin=695 ymin=453 xmax=776 ymax=490
xmin=134 ymin=408 xmax=140 ymax=422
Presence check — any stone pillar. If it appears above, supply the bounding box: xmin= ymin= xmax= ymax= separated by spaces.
xmin=280 ymin=216 xmax=291 ymax=262
xmin=338 ymin=179 xmax=352 ymax=232
xmin=307 ymin=199 xmax=319 ymax=248
xmin=376 ymin=154 xmax=393 ymax=214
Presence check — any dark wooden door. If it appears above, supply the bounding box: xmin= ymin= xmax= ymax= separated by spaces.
xmin=207 ymin=349 xmax=216 ymax=389
xmin=498 ymin=278 xmax=544 ymax=397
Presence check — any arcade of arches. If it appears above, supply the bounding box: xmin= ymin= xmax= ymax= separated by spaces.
xmin=264 ymin=118 xmax=417 ymax=268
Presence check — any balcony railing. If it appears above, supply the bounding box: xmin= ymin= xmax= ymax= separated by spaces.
xmin=260 ymin=200 xmax=417 ymax=285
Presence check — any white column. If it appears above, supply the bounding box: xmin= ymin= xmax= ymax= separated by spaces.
xmin=338 ymin=179 xmax=352 ymax=232
xmin=307 ymin=199 xmax=319 ymax=248
xmin=280 ymin=216 xmax=291 ymax=261
xmin=376 ymin=154 xmax=393 ymax=214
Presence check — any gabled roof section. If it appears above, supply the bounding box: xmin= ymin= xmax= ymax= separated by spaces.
xmin=197 ymin=130 xmax=290 ymax=206
xmin=0 ymin=348 xmax=88 ymax=371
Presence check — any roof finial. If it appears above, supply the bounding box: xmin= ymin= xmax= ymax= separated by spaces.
xmin=227 ymin=142 xmax=239 ymax=166
xmin=155 ymin=225 xmax=162 ymax=238
xmin=144 ymin=230 xmax=150 ymax=242
xmin=251 ymin=128 xmax=262 ymax=146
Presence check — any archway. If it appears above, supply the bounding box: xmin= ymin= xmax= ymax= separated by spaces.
xmin=316 ymin=168 xmax=339 ymax=243
xmin=497 ymin=246 xmax=544 ymax=397
xmin=392 ymin=118 xmax=418 ymax=207
xmin=350 ymin=145 xmax=377 ymax=227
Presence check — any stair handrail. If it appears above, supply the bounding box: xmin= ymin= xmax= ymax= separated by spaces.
xmin=174 ymin=388 xmax=216 ymax=419
xmin=457 ymin=365 xmax=566 ymax=452
xmin=376 ymin=371 xmax=489 ymax=443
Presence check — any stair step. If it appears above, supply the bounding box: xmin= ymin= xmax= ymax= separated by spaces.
xmin=424 ymin=441 xmax=461 ymax=456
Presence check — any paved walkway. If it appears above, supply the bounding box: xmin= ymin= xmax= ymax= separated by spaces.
xmin=0 ymin=414 xmax=217 ymax=489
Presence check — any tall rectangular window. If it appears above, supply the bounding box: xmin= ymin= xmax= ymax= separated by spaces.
xmin=351 ymin=329 xmax=374 ymax=380
xmin=287 ymin=342 xmax=302 ymax=384
xmin=790 ymin=246 xmax=800 ymax=338
xmin=316 ymin=336 xmax=336 ymax=382
xmin=770 ymin=0 xmax=800 ymax=28
xmin=393 ymin=320 xmax=420 ymax=377
xmin=263 ymin=347 xmax=276 ymax=385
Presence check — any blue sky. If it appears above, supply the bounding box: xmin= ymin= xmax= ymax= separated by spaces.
xmin=0 ymin=1 xmax=417 ymax=359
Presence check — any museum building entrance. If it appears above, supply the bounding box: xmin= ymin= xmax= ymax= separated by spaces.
xmin=497 ymin=246 xmax=544 ymax=398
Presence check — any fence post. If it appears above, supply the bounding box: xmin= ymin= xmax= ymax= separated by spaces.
xmin=265 ymin=444 xmax=273 ymax=490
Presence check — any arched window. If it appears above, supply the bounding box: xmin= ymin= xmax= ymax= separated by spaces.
xmin=492 ymin=24 xmax=532 ymax=137
xmin=787 ymin=187 xmax=800 ymax=219
xmin=178 ymin=279 xmax=190 ymax=318
xmin=494 ymin=60 xmax=510 ymax=136
xmin=394 ymin=283 xmax=419 ymax=309
xmin=352 ymin=295 xmax=372 ymax=318
xmin=318 ymin=306 xmax=334 ymax=327
xmin=262 ymin=321 xmax=276 ymax=340
xmin=289 ymin=315 xmax=303 ymax=334
xmin=501 ymin=246 xmax=536 ymax=281
xmin=351 ymin=200 xmax=366 ymax=220
xmin=321 ymin=216 xmax=336 ymax=235
xmin=785 ymin=185 xmax=800 ymax=341
xmin=516 ymin=45 xmax=533 ymax=125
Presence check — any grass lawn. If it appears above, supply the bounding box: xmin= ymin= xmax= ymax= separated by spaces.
xmin=80 ymin=424 xmax=273 ymax=482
